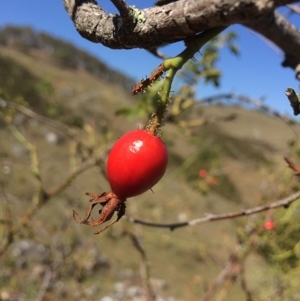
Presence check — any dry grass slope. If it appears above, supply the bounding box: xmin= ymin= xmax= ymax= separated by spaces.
xmin=0 ymin=38 xmax=298 ymax=300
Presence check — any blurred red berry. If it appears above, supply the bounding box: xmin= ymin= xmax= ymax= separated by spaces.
xmin=264 ymin=220 xmax=275 ymax=230
xmin=198 ymin=169 xmax=208 ymax=178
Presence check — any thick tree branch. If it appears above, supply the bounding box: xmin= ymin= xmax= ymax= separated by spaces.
xmin=63 ymin=0 xmax=300 ymax=73
xmin=246 ymin=11 xmax=300 ymax=76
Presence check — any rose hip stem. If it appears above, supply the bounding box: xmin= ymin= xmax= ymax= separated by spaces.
xmin=145 ymin=27 xmax=226 ymax=136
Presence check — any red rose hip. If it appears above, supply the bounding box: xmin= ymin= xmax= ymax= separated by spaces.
xmin=73 ymin=129 xmax=168 ymax=234
xmin=107 ymin=129 xmax=168 ymax=199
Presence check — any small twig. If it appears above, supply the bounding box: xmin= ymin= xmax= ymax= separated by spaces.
xmin=240 ymin=265 xmax=254 ymax=301
xmin=284 ymin=156 xmax=300 ymax=176
xmin=202 ymin=224 xmax=263 ymax=301
xmin=194 ymin=92 xmax=300 ymax=139
xmin=287 ymin=4 xmax=300 ymax=15
xmin=154 ymin=0 xmax=179 ymax=5
xmin=169 ymin=92 xmax=296 ymax=135
xmin=125 ymin=190 xmax=300 ymax=230
xmin=22 ymin=155 xmax=104 ymax=221
xmin=47 ymin=155 xmax=104 ymax=198
xmin=10 ymin=125 xmax=44 ymax=185
xmin=111 ymin=0 xmax=130 ymax=16
xmin=285 ymin=88 xmax=300 ymax=116
xmin=148 ymin=48 xmax=168 ymax=60
xmin=199 ymin=92 xmax=296 ymax=124
xmin=126 ymin=231 xmax=156 ymax=301
xmin=201 ymin=248 xmax=241 ymax=301
xmin=35 ymin=269 xmax=53 ymax=301
xmin=0 ymin=97 xmax=76 ymax=140
xmin=111 ymin=0 xmax=141 ymax=30
xmin=215 ymin=262 xmax=242 ymax=301
xmin=0 ymin=184 xmax=13 ymax=248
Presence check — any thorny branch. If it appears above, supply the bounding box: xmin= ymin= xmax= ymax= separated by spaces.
xmin=63 ymin=0 xmax=300 ymax=75
xmin=125 ymin=189 xmax=300 ymax=230
xmin=132 ymin=64 xmax=166 ymax=95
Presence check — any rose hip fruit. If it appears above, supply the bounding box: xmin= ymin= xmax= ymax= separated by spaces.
xmin=107 ymin=129 xmax=168 ymax=199
xmin=73 ymin=129 xmax=168 ymax=234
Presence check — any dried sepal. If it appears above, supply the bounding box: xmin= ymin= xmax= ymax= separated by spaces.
xmin=73 ymin=191 xmax=126 ymax=234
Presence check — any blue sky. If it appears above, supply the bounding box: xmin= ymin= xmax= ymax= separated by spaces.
xmin=1 ymin=0 xmax=299 ymax=114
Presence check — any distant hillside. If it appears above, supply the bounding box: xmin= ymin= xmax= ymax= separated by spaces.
xmin=0 ymin=25 xmax=135 ymax=90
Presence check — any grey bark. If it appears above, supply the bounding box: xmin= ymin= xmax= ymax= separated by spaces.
xmin=63 ymin=0 xmax=300 ymax=76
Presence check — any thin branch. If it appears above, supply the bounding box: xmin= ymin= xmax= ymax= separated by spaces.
xmin=0 ymin=97 xmax=76 ymax=140
xmin=125 ymin=190 xmax=300 ymax=230
xmin=201 ymin=248 xmax=242 ymax=301
xmin=240 ymin=265 xmax=254 ymax=301
xmin=246 ymin=11 xmax=300 ymax=76
xmin=110 ymin=0 xmax=137 ymax=30
xmin=199 ymin=92 xmax=296 ymax=125
xmin=126 ymin=231 xmax=156 ymax=301
xmin=0 ymin=126 xmax=45 ymax=254
xmin=35 ymin=269 xmax=53 ymax=301
xmin=167 ymin=92 xmax=299 ymax=138
xmin=158 ymin=91 xmax=296 ymax=128
xmin=215 ymin=263 xmax=242 ymax=301
xmin=9 ymin=125 xmax=44 ymax=184
xmin=46 ymin=155 xmax=105 ymax=198
xmin=284 ymin=156 xmax=300 ymax=175
xmin=0 ymin=185 xmax=13 ymax=247
xmin=111 ymin=0 xmax=130 ymax=16
xmin=148 ymin=48 xmax=168 ymax=60
xmin=202 ymin=224 xmax=261 ymax=301
xmin=154 ymin=0 xmax=179 ymax=5
xmin=196 ymin=92 xmax=300 ymax=139
xmin=18 ymin=154 xmax=104 ymax=222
